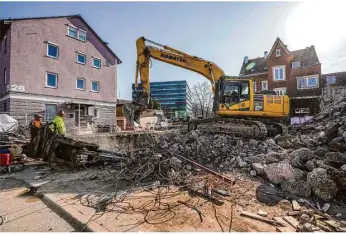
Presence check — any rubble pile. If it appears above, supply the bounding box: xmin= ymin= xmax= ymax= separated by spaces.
xmin=109 ymin=148 xmax=192 ymax=185
xmin=155 ymin=98 xmax=346 ymax=202
xmin=290 ymin=97 xmax=346 ymax=151
xmin=0 ymin=125 xmax=31 ymax=144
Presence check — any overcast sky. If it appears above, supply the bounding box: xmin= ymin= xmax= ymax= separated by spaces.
xmin=2 ymin=1 xmax=346 ymax=100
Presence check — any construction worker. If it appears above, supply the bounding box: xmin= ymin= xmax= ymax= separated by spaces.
xmin=49 ymin=110 xmax=66 ymax=136
xmin=29 ymin=113 xmax=42 ymax=140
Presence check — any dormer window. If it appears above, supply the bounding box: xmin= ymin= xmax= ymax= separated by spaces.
xmin=292 ymin=61 xmax=301 ymax=68
xmin=276 ymin=49 xmax=281 ymax=57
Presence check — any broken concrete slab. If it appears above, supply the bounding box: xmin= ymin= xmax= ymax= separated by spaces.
xmin=322 ymin=203 xmax=330 ymax=213
xmin=257 ymin=210 xmax=268 ymax=217
xmin=292 ymin=200 xmax=301 ymax=211
xmin=306 ymin=168 xmax=339 ymax=201
xmin=264 ymin=162 xmax=294 ymax=185
xmin=281 ymin=179 xmax=311 ymax=198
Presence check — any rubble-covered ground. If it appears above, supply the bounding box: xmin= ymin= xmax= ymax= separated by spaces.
xmin=158 ymin=99 xmax=346 ymax=204
xmin=2 ymin=98 xmax=346 ymax=232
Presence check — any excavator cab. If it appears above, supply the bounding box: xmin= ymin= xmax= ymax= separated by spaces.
xmin=213 ymin=77 xmax=251 ymax=112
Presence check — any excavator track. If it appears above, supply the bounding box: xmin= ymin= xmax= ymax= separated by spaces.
xmin=188 ymin=117 xmax=287 ymax=139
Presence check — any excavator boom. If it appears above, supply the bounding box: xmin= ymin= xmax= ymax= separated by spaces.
xmin=135 ymin=37 xmax=225 ymax=95
xmin=125 ymin=37 xmax=226 ymax=125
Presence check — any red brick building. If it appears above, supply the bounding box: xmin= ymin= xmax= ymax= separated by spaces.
xmin=239 ymin=37 xmax=321 ymax=120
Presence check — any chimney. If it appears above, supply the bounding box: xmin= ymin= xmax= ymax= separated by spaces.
xmin=244 ymin=56 xmax=248 ymax=64
xmin=264 ymin=51 xmax=268 ymax=58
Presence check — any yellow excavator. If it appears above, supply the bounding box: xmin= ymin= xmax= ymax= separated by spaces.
xmin=123 ymin=37 xmax=290 ymax=138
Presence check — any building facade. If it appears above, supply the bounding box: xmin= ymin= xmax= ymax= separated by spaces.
xmin=239 ymin=37 xmax=321 ymax=122
xmin=0 ymin=15 xmax=121 ymax=134
xmin=132 ymin=80 xmax=192 ymax=119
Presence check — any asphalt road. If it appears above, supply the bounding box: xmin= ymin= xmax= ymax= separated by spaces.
xmin=0 ymin=178 xmax=74 ymax=232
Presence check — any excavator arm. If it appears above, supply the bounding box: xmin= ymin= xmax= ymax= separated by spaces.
xmin=124 ymin=37 xmax=225 ymax=125
xmin=134 ymin=37 xmax=225 ymax=104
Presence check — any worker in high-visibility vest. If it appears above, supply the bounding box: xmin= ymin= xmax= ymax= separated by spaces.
xmin=49 ymin=110 xmax=66 ymax=136
xmin=29 ymin=114 xmax=42 ymax=140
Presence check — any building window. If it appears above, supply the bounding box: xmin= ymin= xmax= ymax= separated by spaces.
xmin=273 ymin=87 xmax=287 ymax=95
xmin=297 ymin=76 xmax=319 ymax=89
xmin=4 ymin=68 xmax=7 ymax=85
xmin=295 ymin=108 xmax=310 ymax=114
xmin=91 ymin=81 xmax=99 ymax=92
xmin=76 ymin=78 xmax=86 ymax=90
xmin=76 ymin=52 xmax=86 ymax=64
xmin=3 ymin=103 xmax=7 ymax=112
xmin=326 ymin=76 xmax=336 ymax=85
xmin=47 ymin=43 xmax=59 ymax=59
xmin=45 ymin=104 xmax=57 ymax=122
xmin=273 ymin=66 xmax=285 ymax=81
xmin=92 ymin=58 xmax=101 ymax=68
xmin=275 ymin=49 xmax=281 ymax=57
xmin=78 ymin=30 xmax=87 ymax=42
xmin=46 ymin=72 xmax=57 ymax=88
xmin=292 ymin=61 xmax=301 ymax=68
xmin=68 ymin=26 xmax=77 ymax=38
xmin=261 ymin=80 xmax=268 ymax=90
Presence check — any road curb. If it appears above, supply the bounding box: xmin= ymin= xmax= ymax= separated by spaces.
xmin=21 ymin=179 xmax=97 ymax=232
xmin=38 ymin=193 xmax=93 ymax=232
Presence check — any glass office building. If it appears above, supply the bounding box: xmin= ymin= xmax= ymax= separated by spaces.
xmin=132 ymin=80 xmax=192 ymax=119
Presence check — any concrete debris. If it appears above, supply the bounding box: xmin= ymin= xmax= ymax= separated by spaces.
xmin=281 ymin=179 xmax=311 ymax=198
xmin=264 ymin=162 xmax=294 ymax=185
xmin=34 ymin=175 xmax=42 ymax=180
xmin=322 ymin=203 xmax=330 ymax=213
xmin=278 ymin=199 xmax=292 ymax=211
xmin=293 ymin=168 xmax=306 ymax=180
xmin=251 ymin=163 xmax=265 ymax=175
xmin=290 ymin=148 xmax=314 ymax=169
xmin=304 ymin=160 xmax=317 ymax=171
xmin=325 ymin=152 xmax=346 ymax=167
xmin=250 ymin=170 xmax=257 ymax=177
xmin=257 ymin=210 xmax=268 ymax=217
xmin=292 ymin=200 xmax=301 ymax=211
xmin=7 ymin=164 xmax=24 ymax=173
xmin=306 ymin=168 xmax=339 ymax=201
xmin=275 ymin=135 xmax=293 ymax=148
xmin=213 ymin=189 xmax=230 ymax=196
xmin=299 ymin=214 xmax=310 ymax=224
xmin=298 ymin=198 xmax=305 ymax=203
xmin=342 ymin=164 xmax=346 ymax=171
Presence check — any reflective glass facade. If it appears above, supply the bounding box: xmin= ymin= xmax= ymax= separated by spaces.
xmin=132 ymin=80 xmax=192 ymax=119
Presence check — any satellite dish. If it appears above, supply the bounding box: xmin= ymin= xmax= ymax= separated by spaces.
xmin=246 ymin=62 xmax=256 ymax=71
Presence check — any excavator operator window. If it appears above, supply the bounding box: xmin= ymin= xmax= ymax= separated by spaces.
xmin=240 ymin=82 xmax=250 ymax=102
xmin=223 ymin=82 xmax=240 ymax=106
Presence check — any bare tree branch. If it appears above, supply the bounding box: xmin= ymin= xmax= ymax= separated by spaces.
xmin=191 ymin=82 xmax=214 ymax=119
